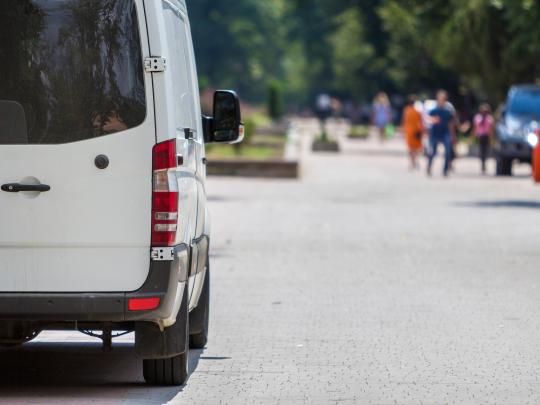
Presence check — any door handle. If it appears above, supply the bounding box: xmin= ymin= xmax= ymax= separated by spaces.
xmin=1 ymin=183 xmax=51 ymax=193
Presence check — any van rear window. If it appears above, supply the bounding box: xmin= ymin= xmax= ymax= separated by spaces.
xmin=0 ymin=0 xmax=146 ymax=145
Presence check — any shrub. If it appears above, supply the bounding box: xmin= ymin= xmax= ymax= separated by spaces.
xmin=349 ymin=125 xmax=370 ymax=139
xmin=267 ymin=80 xmax=284 ymax=122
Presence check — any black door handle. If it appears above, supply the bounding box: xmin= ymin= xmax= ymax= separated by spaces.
xmin=1 ymin=183 xmax=51 ymax=193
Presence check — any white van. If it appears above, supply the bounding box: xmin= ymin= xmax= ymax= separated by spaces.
xmin=0 ymin=0 xmax=242 ymax=386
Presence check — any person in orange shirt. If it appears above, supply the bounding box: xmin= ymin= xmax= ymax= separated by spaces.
xmin=402 ymin=95 xmax=425 ymax=169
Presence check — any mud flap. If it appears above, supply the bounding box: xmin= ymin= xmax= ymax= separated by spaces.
xmin=135 ymin=283 xmax=189 ymax=359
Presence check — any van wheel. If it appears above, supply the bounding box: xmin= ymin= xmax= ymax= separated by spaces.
xmin=143 ymin=351 xmax=188 ymax=386
xmin=143 ymin=285 xmax=189 ymax=386
xmin=496 ymin=156 xmax=512 ymax=176
xmin=190 ymin=262 xmax=210 ymax=349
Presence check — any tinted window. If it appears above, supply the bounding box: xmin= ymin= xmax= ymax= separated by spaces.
xmin=508 ymin=89 xmax=540 ymax=117
xmin=0 ymin=0 xmax=146 ymax=145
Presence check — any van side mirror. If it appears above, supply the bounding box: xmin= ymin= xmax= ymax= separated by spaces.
xmin=203 ymin=90 xmax=244 ymax=144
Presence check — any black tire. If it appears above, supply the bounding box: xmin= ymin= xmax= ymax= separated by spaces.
xmin=190 ymin=261 xmax=210 ymax=349
xmin=143 ymin=284 xmax=189 ymax=386
xmin=143 ymin=352 xmax=188 ymax=386
xmin=496 ymin=155 xmax=513 ymax=176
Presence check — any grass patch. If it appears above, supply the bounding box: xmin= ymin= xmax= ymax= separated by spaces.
xmin=314 ymin=131 xmax=338 ymax=144
xmin=348 ymin=125 xmax=370 ymax=139
xmin=251 ymin=134 xmax=287 ymax=147
xmin=244 ymin=110 xmax=273 ymax=128
xmin=206 ymin=144 xmax=282 ymax=160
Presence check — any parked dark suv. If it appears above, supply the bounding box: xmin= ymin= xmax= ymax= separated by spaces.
xmin=495 ymin=85 xmax=540 ymax=176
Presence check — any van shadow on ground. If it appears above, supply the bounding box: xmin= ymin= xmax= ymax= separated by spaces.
xmin=0 ymin=341 xmax=203 ymax=403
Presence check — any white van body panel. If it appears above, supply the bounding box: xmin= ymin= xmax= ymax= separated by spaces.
xmin=0 ymin=0 xmax=210 ymax=310
xmin=144 ymin=0 xmax=206 ymax=309
xmin=0 ymin=0 xmax=155 ymax=292
xmin=145 ymin=0 xmax=199 ymax=245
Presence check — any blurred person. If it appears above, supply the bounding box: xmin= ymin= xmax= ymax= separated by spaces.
xmin=445 ymin=101 xmax=458 ymax=172
xmin=316 ymin=93 xmax=332 ymax=134
xmin=372 ymin=92 xmax=392 ymax=142
xmin=473 ymin=103 xmax=495 ymax=174
xmin=427 ymin=90 xmax=456 ymax=177
xmin=330 ymin=97 xmax=342 ymax=118
xmin=343 ymin=100 xmax=356 ymax=123
xmin=402 ymin=95 xmax=425 ymax=169
xmin=360 ymin=103 xmax=371 ymax=125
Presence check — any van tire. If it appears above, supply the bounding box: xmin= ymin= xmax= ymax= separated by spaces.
xmin=143 ymin=284 xmax=189 ymax=386
xmin=143 ymin=351 xmax=188 ymax=386
xmin=190 ymin=262 xmax=210 ymax=349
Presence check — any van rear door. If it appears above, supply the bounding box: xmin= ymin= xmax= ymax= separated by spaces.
xmin=0 ymin=0 xmax=155 ymax=292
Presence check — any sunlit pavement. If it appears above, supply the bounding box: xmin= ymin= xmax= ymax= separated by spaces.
xmin=1 ymin=119 xmax=539 ymax=404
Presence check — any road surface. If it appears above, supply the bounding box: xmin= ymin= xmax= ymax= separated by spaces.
xmin=1 ymin=120 xmax=539 ymax=404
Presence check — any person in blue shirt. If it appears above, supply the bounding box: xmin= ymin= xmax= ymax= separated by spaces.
xmin=427 ymin=90 xmax=455 ymax=177
xmin=372 ymin=92 xmax=392 ymax=142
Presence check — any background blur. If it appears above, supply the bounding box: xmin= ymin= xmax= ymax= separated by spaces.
xmin=7 ymin=2 xmax=540 ymax=403
xmin=188 ymin=0 xmax=540 ymax=113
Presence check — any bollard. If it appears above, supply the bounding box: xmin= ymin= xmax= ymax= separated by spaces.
xmin=533 ymin=133 xmax=540 ymax=183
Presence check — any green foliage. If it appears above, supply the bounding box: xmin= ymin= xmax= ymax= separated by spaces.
xmin=329 ymin=8 xmax=377 ymax=97
xmin=267 ymin=80 xmax=284 ymax=121
xmin=349 ymin=125 xmax=370 ymax=139
xmin=378 ymin=0 xmax=540 ymax=103
xmin=378 ymin=2 xmax=456 ymax=94
xmin=231 ymin=117 xmax=255 ymax=156
xmin=188 ymin=0 xmax=287 ymax=102
xmin=206 ymin=144 xmax=280 ymax=160
xmin=242 ymin=118 xmax=256 ymax=146
xmin=245 ymin=110 xmax=273 ymax=128
xmin=319 ymin=130 xmax=329 ymax=143
xmin=188 ymin=0 xmax=540 ymax=106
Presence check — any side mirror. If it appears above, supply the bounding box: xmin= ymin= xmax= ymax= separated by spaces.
xmin=203 ymin=90 xmax=244 ymax=144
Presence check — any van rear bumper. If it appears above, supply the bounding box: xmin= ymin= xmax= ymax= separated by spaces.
xmin=0 ymin=244 xmax=189 ymax=323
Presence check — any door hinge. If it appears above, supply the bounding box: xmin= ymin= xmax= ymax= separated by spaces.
xmin=151 ymin=247 xmax=175 ymax=261
xmin=184 ymin=128 xmax=195 ymax=140
xmin=144 ymin=57 xmax=167 ymax=73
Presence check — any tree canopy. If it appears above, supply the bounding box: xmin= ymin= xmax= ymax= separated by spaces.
xmin=187 ymin=0 xmax=540 ymax=106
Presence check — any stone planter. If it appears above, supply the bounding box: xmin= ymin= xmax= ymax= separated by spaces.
xmin=207 ymin=159 xmax=299 ymax=179
xmin=347 ymin=134 xmax=369 ymax=140
xmin=312 ymin=141 xmax=340 ymax=152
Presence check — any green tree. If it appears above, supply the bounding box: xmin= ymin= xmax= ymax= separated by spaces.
xmin=188 ymin=0 xmax=540 ymax=107
xmin=379 ymin=0 xmax=540 ymax=103
xmin=378 ymin=1 xmax=458 ymax=96
xmin=329 ymin=8 xmax=377 ymax=98
xmin=267 ymin=79 xmax=284 ymax=121
xmin=188 ymin=0 xmax=287 ymax=102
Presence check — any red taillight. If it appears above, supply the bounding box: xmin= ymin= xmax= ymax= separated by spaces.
xmin=128 ymin=297 xmax=161 ymax=311
xmin=153 ymin=139 xmax=177 ymax=170
xmin=152 ymin=140 xmax=179 ymax=247
xmin=152 ymin=191 xmax=179 ymax=245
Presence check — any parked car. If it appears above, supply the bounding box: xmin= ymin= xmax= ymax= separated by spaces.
xmin=495 ymin=85 xmax=540 ymax=176
xmin=0 ymin=0 xmax=242 ymax=386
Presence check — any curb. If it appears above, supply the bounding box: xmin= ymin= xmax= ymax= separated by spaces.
xmin=207 ymin=159 xmax=299 ymax=179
